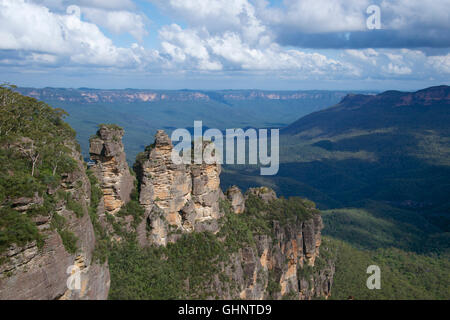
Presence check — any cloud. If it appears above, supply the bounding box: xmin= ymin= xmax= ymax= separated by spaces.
xmin=427 ymin=54 xmax=450 ymax=74
xmin=159 ymin=24 xmax=223 ymax=70
xmin=383 ymin=63 xmax=412 ymax=75
xmin=82 ymin=8 xmax=149 ymax=41
xmin=0 ymin=0 xmax=448 ymax=86
xmin=158 ymin=24 xmax=356 ymax=75
xmin=153 ymin=0 xmax=266 ymax=44
xmin=32 ymin=0 xmax=147 ymax=41
xmin=206 ymin=32 xmax=354 ymax=74
xmin=78 ymin=0 xmax=135 ymax=10
xmin=341 ymin=48 xmax=450 ymax=79
xmin=153 ymin=0 xmax=358 ymax=76
xmin=150 ymin=0 xmax=449 ymax=80
xmin=0 ymin=0 xmax=147 ymax=66
xmin=259 ymin=0 xmax=450 ymax=49
xmin=34 ymin=0 xmax=135 ymax=11
xmin=259 ymin=0 xmax=370 ymax=33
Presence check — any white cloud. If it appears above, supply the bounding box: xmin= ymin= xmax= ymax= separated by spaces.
xmin=159 ymin=23 xmax=356 ymax=75
xmin=342 ymin=48 xmax=450 ymax=78
xmin=207 ymin=32 xmax=346 ymax=73
xmin=380 ymin=0 xmax=450 ymax=30
xmin=0 ymin=0 xmax=146 ymax=66
xmin=427 ymin=54 xmax=450 ymax=73
xmin=346 ymin=49 xmax=379 ymax=66
xmin=82 ymin=8 xmax=149 ymax=41
xmin=0 ymin=0 xmax=448 ymax=84
xmin=153 ymin=0 xmax=266 ymax=44
xmin=258 ymin=0 xmax=370 ymax=33
xmin=33 ymin=1 xmax=148 ymax=41
xmin=159 ymin=24 xmax=222 ymax=70
xmin=79 ymin=0 xmax=135 ymax=10
xmin=35 ymin=0 xmax=135 ymax=11
xmin=30 ymin=53 xmax=59 ymax=64
xmin=383 ymin=63 xmax=412 ymax=75
xmin=257 ymin=0 xmax=450 ymax=35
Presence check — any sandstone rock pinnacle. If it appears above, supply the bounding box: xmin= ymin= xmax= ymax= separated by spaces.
xmin=89 ymin=125 xmax=135 ymax=214
xmin=134 ymin=130 xmax=223 ymax=246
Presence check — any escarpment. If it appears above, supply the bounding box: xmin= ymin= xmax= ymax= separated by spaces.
xmin=0 ymin=139 xmax=110 ymax=300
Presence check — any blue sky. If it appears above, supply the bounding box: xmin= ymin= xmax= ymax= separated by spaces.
xmin=0 ymin=0 xmax=449 ymax=90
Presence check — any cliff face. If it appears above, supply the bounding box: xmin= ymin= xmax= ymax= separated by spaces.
xmin=0 ymin=144 xmax=110 ymax=300
xmin=207 ymin=188 xmax=334 ymax=300
xmin=134 ymin=130 xmax=223 ymax=246
xmin=18 ymin=87 xmax=349 ymax=104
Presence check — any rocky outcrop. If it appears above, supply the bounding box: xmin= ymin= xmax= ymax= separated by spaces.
xmin=226 ymin=186 xmax=245 ymax=214
xmin=246 ymin=187 xmax=277 ymax=203
xmin=0 ymin=143 xmax=110 ymax=300
xmin=210 ymin=188 xmax=334 ymax=300
xmin=89 ymin=125 xmax=135 ymax=214
xmin=134 ymin=131 xmax=223 ymax=246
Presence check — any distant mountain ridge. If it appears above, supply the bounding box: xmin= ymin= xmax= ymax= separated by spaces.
xmin=283 ymin=85 xmax=450 ymax=136
xmin=15 ymin=87 xmax=374 ymax=164
xmin=17 ymin=87 xmax=365 ymax=105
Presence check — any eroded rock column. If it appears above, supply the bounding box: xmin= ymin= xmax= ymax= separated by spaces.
xmin=89 ymin=125 xmax=135 ymax=214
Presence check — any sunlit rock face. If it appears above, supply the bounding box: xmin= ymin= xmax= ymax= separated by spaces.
xmin=89 ymin=126 xmax=135 ymax=215
xmin=134 ymin=130 xmax=223 ymax=246
xmin=226 ymin=186 xmax=245 ymax=214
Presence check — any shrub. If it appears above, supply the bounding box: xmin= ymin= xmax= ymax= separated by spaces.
xmin=58 ymin=229 xmax=78 ymax=254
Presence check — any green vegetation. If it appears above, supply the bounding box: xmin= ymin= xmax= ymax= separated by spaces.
xmin=267 ymin=269 xmax=282 ymax=299
xmin=0 ymin=84 xmax=83 ymax=257
xmin=320 ymin=205 xmax=449 ymax=300
xmin=325 ymin=237 xmax=450 ymax=300
xmin=108 ymin=230 xmax=228 ymax=299
xmin=108 ymin=195 xmax=315 ymax=299
xmin=220 ymin=88 xmax=450 ymax=300
xmin=57 ymin=229 xmax=78 ymax=255
xmin=322 ymin=202 xmax=447 ymax=254
xmin=65 ymin=194 xmax=84 ymax=218
xmin=86 ymin=169 xmax=110 ymax=263
xmin=116 ymin=186 xmax=145 ymax=229
xmin=218 ymin=194 xmax=314 ymax=252
xmin=0 ymin=207 xmax=44 ymax=253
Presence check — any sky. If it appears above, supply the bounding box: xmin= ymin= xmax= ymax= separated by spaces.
xmin=0 ymin=0 xmax=449 ymax=90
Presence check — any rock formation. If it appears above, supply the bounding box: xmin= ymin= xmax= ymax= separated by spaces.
xmin=89 ymin=125 xmax=135 ymax=215
xmin=131 ymin=131 xmax=334 ymax=300
xmin=210 ymin=187 xmax=334 ymax=300
xmin=0 ymin=143 xmax=110 ymax=300
xmin=226 ymin=186 xmax=245 ymax=214
xmin=246 ymin=187 xmax=277 ymax=203
xmin=134 ymin=130 xmax=223 ymax=246
xmin=0 ymin=120 xmax=334 ymax=300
